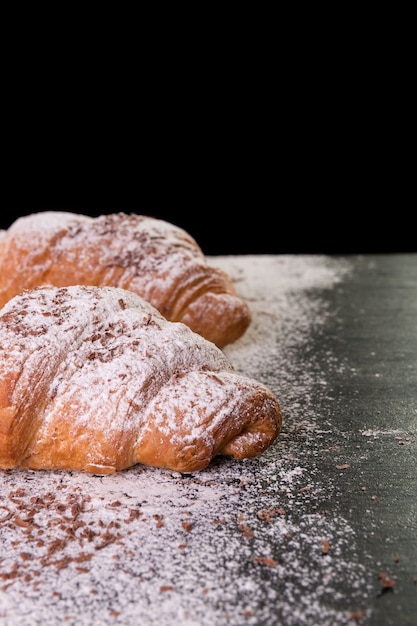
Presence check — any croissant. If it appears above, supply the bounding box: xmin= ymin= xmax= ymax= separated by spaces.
xmin=0 ymin=211 xmax=251 ymax=348
xmin=0 ymin=284 xmax=281 ymax=474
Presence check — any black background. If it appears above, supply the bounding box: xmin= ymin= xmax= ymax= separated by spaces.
xmin=3 ymin=88 xmax=413 ymax=257
xmin=2 ymin=202 xmax=414 ymax=256
xmin=2 ymin=140 xmax=413 ymax=256
xmin=3 ymin=33 xmax=413 ymax=258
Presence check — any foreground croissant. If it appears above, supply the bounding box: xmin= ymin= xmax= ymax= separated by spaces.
xmin=0 ymin=211 xmax=251 ymax=348
xmin=0 ymin=285 xmax=281 ymax=474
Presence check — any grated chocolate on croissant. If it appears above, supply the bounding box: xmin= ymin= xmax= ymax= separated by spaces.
xmin=0 ymin=285 xmax=281 ymax=474
xmin=0 ymin=212 xmax=252 ymax=348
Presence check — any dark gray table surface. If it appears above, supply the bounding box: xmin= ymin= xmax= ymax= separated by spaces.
xmin=0 ymin=253 xmax=415 ymax=626
xmin=304 ymin=254 xmax=417 ymax=625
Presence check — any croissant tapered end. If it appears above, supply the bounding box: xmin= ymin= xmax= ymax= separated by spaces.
xmin=0 ymin=284 xmax=281 ymax=474
xmin=179 ymin=291 xmax=252 ymax=349
xmin=0 ymin=212 xmax=252 ymax=347
xmin=135 ymin=370 xmax=281 ymax=473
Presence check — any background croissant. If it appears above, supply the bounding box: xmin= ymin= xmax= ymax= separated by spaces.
xmin=0 ymin=285 xmax=281 ymax=474
xmin=0 ymin=211 xmax=251 ymax=348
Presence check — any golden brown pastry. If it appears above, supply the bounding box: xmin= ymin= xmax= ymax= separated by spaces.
xmin=0 ymin=212 xmax=251 ymax=348
xmin=0 ymin=285 xmax=281 ymax=474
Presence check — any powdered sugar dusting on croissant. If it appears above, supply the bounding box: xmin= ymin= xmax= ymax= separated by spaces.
xmin=0 ymin=285 xmax=281 ymax=473
xmin=0 ymin=212 xmax=252 ymax=347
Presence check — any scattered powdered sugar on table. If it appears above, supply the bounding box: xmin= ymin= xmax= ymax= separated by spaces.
xmin=0 ymin=254 xmax=374 ymax=626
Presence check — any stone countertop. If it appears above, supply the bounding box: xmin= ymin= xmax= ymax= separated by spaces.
xmin=0 ymin=254 xmax=416 ymax=626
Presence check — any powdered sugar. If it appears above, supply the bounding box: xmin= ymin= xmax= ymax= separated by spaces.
xmin=0 ymin=254 xmax=375 ymax=626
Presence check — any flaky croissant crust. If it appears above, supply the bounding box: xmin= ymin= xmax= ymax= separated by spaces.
xmin=0 ymin=212 xmax=252 ymax=347
xmin=0 ymin=285 xmax=281 ymax=474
